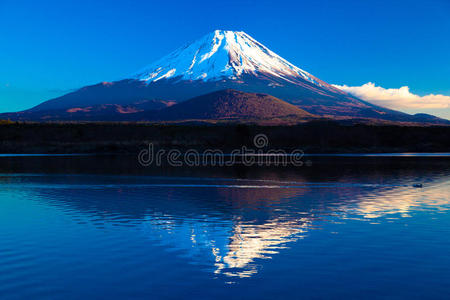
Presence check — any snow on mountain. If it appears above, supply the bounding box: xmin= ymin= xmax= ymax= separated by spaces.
xmin=133 ymin=30 xmax=323 ymax=87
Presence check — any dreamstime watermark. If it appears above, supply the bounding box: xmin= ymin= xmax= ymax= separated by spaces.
xmin=138 ymin=134 xmax=311 ymax=167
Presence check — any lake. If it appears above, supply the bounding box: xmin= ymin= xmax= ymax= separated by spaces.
xmin=0 ymin=155 xmax=449 ymax=299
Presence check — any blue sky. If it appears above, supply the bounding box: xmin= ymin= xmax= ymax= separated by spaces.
xmin=1 ymin=0 xmax=449 ymax=118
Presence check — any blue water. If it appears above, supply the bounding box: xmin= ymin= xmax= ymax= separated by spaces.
xmin=0 ymin=156 xmax=449 ymax=299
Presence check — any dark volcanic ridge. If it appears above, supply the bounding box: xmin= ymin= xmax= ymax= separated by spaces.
xmin=150 ymin=89 xmax=316 ymax=121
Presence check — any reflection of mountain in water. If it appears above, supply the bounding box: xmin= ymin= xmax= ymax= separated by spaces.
xmin=3 ymin=162 xmax=449 ymax=279
xmin=213 ymin=218 xmax=310 ymax=278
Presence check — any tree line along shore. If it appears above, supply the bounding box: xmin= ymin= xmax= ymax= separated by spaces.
xmin=0 ymin=121 xmax=448 ymax=154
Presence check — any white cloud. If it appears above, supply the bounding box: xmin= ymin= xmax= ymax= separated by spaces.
xmin=333 ymin=82 xmax=450 ymax=110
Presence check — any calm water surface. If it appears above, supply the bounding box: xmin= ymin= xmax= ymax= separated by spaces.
xmin=0 ymin=156 xmax=449 ymax=299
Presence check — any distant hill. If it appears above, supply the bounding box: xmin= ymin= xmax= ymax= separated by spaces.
xmin=411 ymin=113 xmax=449 ymax=123
xmin=0 ymin=99 xmax=175 ymax=122
xmin=151 ymin=89 xmax=315 ymax=121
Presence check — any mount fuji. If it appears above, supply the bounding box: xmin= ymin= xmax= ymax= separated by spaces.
xmin=132 ymin=30 xmax=325 ymax=86
xmin=2 ymin=30 xmax=447 ymax=124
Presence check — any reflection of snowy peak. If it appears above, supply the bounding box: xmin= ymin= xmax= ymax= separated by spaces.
xmin=133 ymin=30 xmax=323 ymax=87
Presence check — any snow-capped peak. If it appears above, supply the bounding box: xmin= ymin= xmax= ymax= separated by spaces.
xmin=132 ymin=30 xmax=323 ymax=86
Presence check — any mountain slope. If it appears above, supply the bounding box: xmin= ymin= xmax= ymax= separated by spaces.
xmin=0 ymin=97 xmax=175 ymax=121
xmin=152 ymin=89 xmax=316 ymax=121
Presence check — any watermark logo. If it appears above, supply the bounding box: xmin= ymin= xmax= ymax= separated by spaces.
xmin=138 ymin=134 xmax=309 ymax=167
xmin=253 ymin=133 xmax=269 ymax=148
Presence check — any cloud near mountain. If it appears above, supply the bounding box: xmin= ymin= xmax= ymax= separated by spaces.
xmin=333 ymin=82 xmax=450 ymax=109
